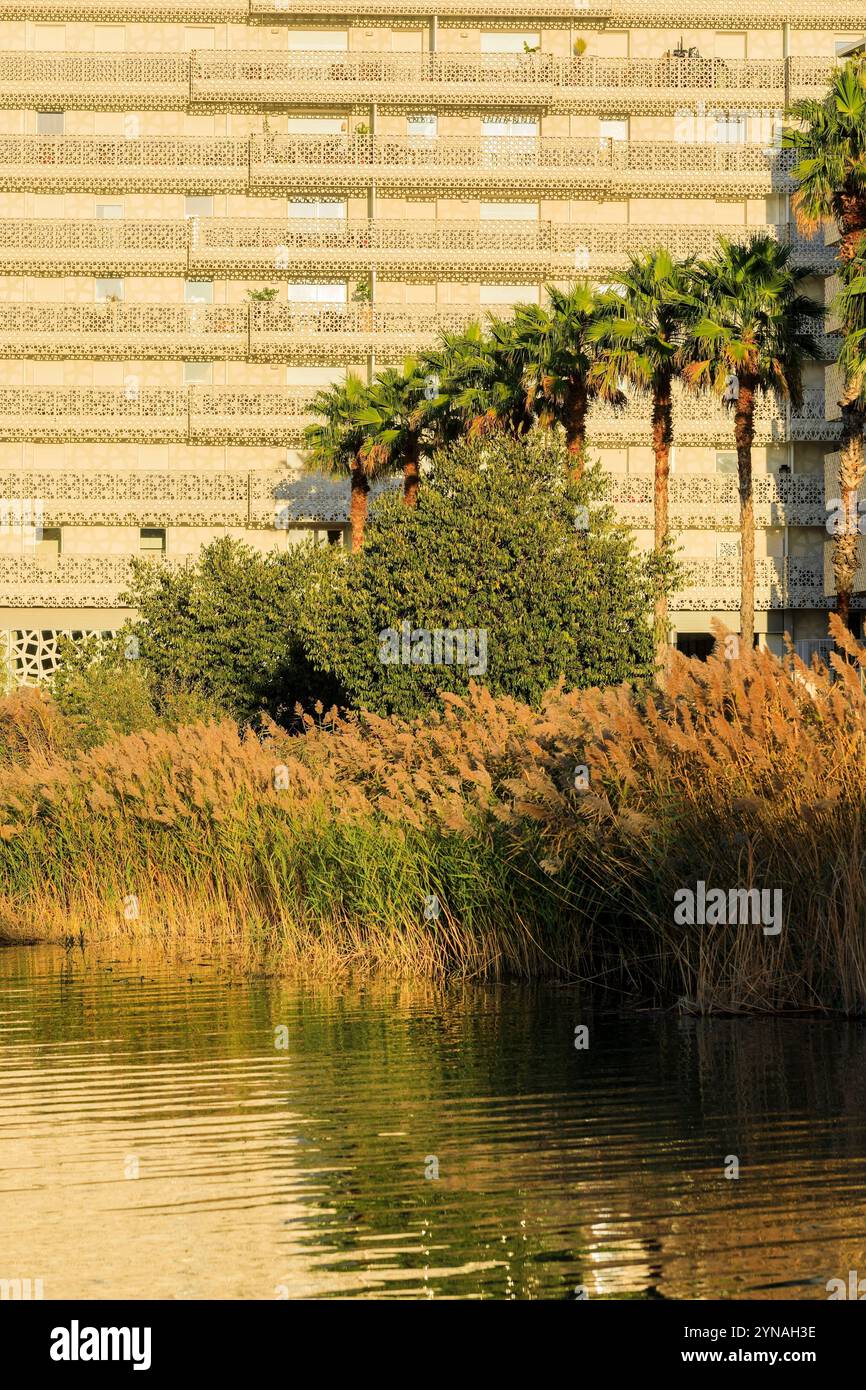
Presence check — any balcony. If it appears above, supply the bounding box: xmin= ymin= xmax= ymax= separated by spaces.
xmin=0 ymin=554 xmax=188 ymax=609
xmin=608 ymin=473 xmax=828 ymax=529
xmin=251 ymin=135 xmax=787 ymax=198
xmin=0 ymin=553 xmax=827 ymax=613
xmin=0 ymin=302 xmax=479 ymax=361
xmin=0 ymin=52 xmax=818 ymax=115
xmin=0 ymin=218 xmax=835 ymax=281
xmin=676 ymin=558 xmax=825 ymax=611
xmin=593 ymin=385 xmax=836 ymax=446
xmin=0 ymin=387 xmax=314 ymax=444
xmin=0 ymin=383 xmax=836 ymax=447
xmin=0 ymin=135 xmax=788 ymax=197
xmin=0 ymin=0 xmax=861 ymax=25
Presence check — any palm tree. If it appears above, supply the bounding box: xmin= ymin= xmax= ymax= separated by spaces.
xmin=785 ymin=56 xmax=866 ymax=629
xmin=302 ymin=374 xmax=386 ymax=552
xmin=512 ymin=282 xmax=623 ymax=477
xmin=419 ymin=318 xmax=533 ymax=444
xmin=358 ymin=359 xmax=428 ymax=506
xmin=679 ymin=235 xmax=823 ymax=649
xmin=590 ymin=249 xmax=695 ymax=672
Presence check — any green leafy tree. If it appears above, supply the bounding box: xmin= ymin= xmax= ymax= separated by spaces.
xmin=297 ymin=431 xmax=661 ymax=717
xmin=120 ymin=537 xmax=340 ymax=723
xmin=679 ymin=235 xmax=823 ymax=647
xmin=591 ymin=249 xmax=695 ymax=671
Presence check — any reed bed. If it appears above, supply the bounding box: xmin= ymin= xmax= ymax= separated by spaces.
xmin=1 ymin=620 xmax=865 ymax=1012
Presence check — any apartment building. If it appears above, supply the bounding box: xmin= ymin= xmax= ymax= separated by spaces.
xmin=0 ymin=0 xmax=858 ymax=680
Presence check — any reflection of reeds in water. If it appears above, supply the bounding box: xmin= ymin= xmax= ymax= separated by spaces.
xmin=2 ymin=622 xmax=866 ymax=1011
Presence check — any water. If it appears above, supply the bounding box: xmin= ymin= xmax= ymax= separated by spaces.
xmin=1 ymin=945 xmax=865 ymax=1301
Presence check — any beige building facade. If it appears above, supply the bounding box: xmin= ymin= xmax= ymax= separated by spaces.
xmin=0 ymin=0 xmax=858 ymax=680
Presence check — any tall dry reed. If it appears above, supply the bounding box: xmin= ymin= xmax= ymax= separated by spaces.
xmin=0 ymin=620 xmax=864 ymax=1010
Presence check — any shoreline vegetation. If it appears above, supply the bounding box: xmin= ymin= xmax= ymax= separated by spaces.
xmin=3 ymin=618 xmax=866 ymax=1016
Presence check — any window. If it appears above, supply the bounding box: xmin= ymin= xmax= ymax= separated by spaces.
xmin=95 ymin=277 xmax=123 ymax=302
xmin=95 ymin=203 xmax=123 ymax=220
xmin=482 ymin=116 xmax=538 ymax=139
xmin=715 ymin=450 xmax=737 ymax=475
xmin=286 ymin=283 xmax=347 ymax=304
xmin=285 ymin=116 xmax=347 ymax=134
xmin=480 ymin=32 xmax=540 ymax=53
xmin=480 ymin=201 xmax=538 ymax=221
xmin=184 ymin=26 xmax=214 ymax=49
xmin=94 ymin=24 xmax=125 ymax=50
xmin=32 ymin=25 xmax=64 ymax=50
xmin=287 ymin=197 xmax=346 ymax=219
xmin=185 ymin=195 xmax=214 ymax=217
xmin=599 ymin=117 xmax=628 ymax=143
xmin=713 ymin=113 xmax=747 ymax=144
xmin=184 ymin=280 xmax=213 ymax=304
xmin=36 ymin=111 xmax=64 ymax=136
xmin=407 ymin=114 xmax=438 ymax=139
xmin=35 ymin=528 xmax=61 ymax=567
xmin=286 ymin=29 xmax=348 ymax=51
xmin=139 ymin=528 xmax=166 ymax=554
xmin=326 ymin=529 xmax=342 ymax=546
xmin=480 ymin=284 xmax=539 ymax=306
xmin=183 ymin=361 xmax=212 ymax=385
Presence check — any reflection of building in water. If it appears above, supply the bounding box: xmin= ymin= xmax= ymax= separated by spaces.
xmin=0 ymin=1 xmax=861 ymax=678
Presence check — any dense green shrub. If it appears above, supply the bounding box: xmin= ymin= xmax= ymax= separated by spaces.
xmin=119 ymin=537 xmax=342 ymax=723
xmin=298 ymin=432 xmax=665 ymax=716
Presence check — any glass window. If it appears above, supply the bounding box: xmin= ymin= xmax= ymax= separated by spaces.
xmin=95 ymin=203 xmax=123 ymax=220
xmin=480 ymin=201 xmax=538 ymax=221
xmin=286 ymin=283 xmax=347 ymax=304
xmin=36 ymin=111 xmax=64 ymax=136
xmin=140 ymin=528 xmax=166 ymax=553
xmin=35 ymin=527 xmax=61 ymax=566
xmin=183 ymin=362 xmax=212 ymax=386
xmin=599 ymin=117 xmax=628 ymax=142
xmin=184 ymin=280 xmax=213 ymax=304
xmin=185 ymin=196 xmax=214 ymax=217
xmin=480 ymin=32 xmax=540 ymax=53
xmin=287 ymin=198 xmax=346 ymax=219
xmin=95 ymin=278 xmax=123 ymax=302
xmin=286 ymin=29 xmax=348 ymax=51
xmin=713 ymin=113 xmax=747 ymax=144
xmin=407 ymin=114 xmax=438 ymax=139
xmin=716 ymin=451 xmax=737 ymax=474
xmin=482 ymin=116 xmax=538 ymax=138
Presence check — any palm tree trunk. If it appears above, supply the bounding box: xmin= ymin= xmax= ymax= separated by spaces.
xmin=651 ymin=379 xmax=673 ymax=676
xmin=834 ymin=402 xmax=866 ymax=632
xmin=734 ymin=382 xmax=756 ymax=650
xmin=403 ymin=435 xmax=420 ymax=507
xmin=349 ymin=458 xmax=369 ymax=552
xmin=564 ymin=378 xmax=588 ymax=478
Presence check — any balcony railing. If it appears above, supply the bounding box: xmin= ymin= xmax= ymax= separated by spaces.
xmin=678 ymin=558 xmax=825 ymax=611
xmin=0 ymin=53 xmax=827 ymax=113
xmin=0 ymin=383 xmax=837 ymax=446
xmin=608 ymin=472 xmax=828 ymax=528
xmin=0 ymin=464 xmax=838 ymax=529
xmin=0 ymin=0 xmax=858 ymax=27
xmin=0 ymin=553 xmax=828 ymax=612
xmin=0 ymin=302 xmax=478 ymax=360
xmin=0 ymin=217 xmax=835 ymax=280
xmin=0 ymin=135 xmax=790 ymax=196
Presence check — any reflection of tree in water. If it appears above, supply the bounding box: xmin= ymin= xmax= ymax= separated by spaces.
xmin=8 ymin=950 xmax=866 ymax=1299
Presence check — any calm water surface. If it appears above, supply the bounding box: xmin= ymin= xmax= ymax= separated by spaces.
xmin=1 ymin=945 xmax=865 ymax=1300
